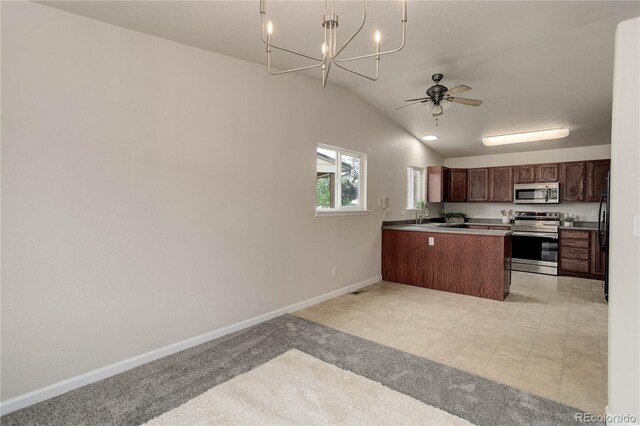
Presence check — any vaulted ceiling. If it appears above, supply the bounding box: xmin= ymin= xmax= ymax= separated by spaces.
xmin=41 ymin=1 xmax=640 ymax=157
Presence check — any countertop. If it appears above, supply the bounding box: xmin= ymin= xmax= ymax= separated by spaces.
xmin=381 ymin=224 xmax=512 ymax=236
xmin=382 ymin=218 xmax=598 ymax=232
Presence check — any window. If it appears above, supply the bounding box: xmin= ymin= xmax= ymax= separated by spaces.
xmin=316 ymin=144 xmax=367 ymax=214
xmin=407 ymin=166 xmax=425 ymax=209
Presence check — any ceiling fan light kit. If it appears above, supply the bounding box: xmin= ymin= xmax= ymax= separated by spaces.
xmin=482 ymin=128 xmax=570 ymax=146
xmin=260 ymin=0 xmax=407 ymax=88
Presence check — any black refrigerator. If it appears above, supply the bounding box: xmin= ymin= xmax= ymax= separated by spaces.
xmin=598 ymin=171 xmax=610 ymax=301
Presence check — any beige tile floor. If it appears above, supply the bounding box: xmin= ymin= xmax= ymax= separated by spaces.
xmin=294 ymin=272 xmax=608 ymax=415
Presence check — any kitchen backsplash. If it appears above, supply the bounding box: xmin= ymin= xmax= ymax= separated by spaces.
xmin=443 ymin=202 xmax=602 ymax=221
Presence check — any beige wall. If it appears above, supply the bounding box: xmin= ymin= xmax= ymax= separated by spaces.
xmin=608 ymin=17 xmax=640 ymax=424
xmin=0 ymin=2 xmax=442 ymax=401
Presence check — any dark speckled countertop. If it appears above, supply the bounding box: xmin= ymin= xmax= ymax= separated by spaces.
xmin=381 ymin=223 xmax=512 ymax=236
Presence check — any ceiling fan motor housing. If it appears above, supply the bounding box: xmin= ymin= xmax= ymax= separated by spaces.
xmin=426 ymin=85 xmax=448 ymax=105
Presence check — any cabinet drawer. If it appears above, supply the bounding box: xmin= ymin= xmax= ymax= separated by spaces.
xmin=562 ymin=246 xmax=589 ymax=260
xmin=560 ymin=258 xmax=590 ymax=273
xmin=561 ymin=237 xmax=590 ymax=248
xmin=561 ymin=230 xmax=590 ymax=239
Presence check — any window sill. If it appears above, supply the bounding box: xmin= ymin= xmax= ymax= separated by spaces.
xmin=315 ymin=210 xmax=370 ymax=217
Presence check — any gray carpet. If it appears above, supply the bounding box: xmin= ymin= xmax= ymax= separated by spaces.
xmin=1 ymin=314 xmax=591 ymax=426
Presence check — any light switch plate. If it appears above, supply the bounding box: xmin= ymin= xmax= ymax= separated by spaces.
xmin=429 ymin=237 xmax=435 ymax=246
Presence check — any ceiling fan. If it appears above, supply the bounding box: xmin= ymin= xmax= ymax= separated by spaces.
xmin=397 ymin=73 xmax=482 ymax=123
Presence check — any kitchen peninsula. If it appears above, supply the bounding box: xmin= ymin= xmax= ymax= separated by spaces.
xmin=382 ymin=224 xmax=512 ymax=301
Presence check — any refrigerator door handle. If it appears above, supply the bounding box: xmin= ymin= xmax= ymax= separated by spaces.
xmin=598 ymin=187 xmax=606 ymax=249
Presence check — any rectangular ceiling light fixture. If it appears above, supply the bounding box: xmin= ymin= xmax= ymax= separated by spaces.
xmin=482 ymin=128 xmax=570 ymax=146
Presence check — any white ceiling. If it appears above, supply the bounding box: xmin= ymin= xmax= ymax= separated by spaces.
xmin=40 ymin=1 xmax=640 ymax=158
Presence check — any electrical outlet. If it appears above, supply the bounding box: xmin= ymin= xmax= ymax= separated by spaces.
xmin=429 ymin=237 xmax=435 ymax=246
xmin=385 ymin=209 xmax=391 ymax=218
xmin=591 ymin=210 xmax=598 ymax=217
xmin=332 ymin=266 xmax=337 ymax=277
xmin=401 ymin=208 xmax=405 ymax=217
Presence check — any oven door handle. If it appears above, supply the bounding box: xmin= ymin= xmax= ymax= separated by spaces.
xmin=512 ymin=231 xmax=558 ymax=239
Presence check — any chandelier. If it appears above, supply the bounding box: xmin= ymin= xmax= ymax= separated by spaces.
xmin=259 ymin=0 xmax=407 ymax=88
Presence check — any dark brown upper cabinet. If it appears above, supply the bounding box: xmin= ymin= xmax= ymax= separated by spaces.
xmin=560 ymin=161 xmax=586 ymax=202
xmin=489 ymin=166 xmax=514 ymax=202
xmin=514 ymin=163 xmax=558 ymax=184
xmin=449 ymin=169 xmax=468 ymax=202
xmin=427 ymin=166 xmax=467 ymax=202
xmin=427 ymin=166 xmax=446 ymax=203
xmin=537 ymin=163 xmax=559 ymax=182
xmin=514 ymin=165 xmax=536 ymax=184
xmin=585 ymin=160 xmax=611 ymax=202
xmin=467 ymin=168 xmax=489 ymax=202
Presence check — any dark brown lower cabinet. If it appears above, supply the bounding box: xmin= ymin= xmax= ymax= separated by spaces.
xmin=382 ymin=229 xmax=511 ymax=301
xmin=559 ymin=229 xmax=605 ymax=279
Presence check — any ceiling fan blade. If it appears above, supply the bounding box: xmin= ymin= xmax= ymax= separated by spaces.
xmin=449 ymin=97 xmax=483 ymax=107
xmin=404 ymin=97 xmax=430 ymax=102
xmin=444 ymin=85 xmax=471 ymax=95
xmin=395 ymin=100 xmax=428 ymax=110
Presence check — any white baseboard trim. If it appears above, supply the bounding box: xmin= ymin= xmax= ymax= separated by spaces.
xmin=0 ymin=275 xmax=381 ymax=416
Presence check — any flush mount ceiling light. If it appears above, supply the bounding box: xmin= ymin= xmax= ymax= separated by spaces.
xmin=260 ymin=0 xmax=407 ymax=88
xmin=482 ymin=128 xmax=570 ymax=146
xmin=422 ymin=135 xmax=439 ymax=141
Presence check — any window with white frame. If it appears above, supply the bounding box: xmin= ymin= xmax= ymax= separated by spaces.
xmin=316 ymin=144 xmax=367 ymax=213
xmin=407 ymin=166 xmax=425 ymax=209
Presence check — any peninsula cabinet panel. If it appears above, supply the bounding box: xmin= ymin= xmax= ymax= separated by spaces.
xmin=560 ymin=162 xmax=586 ymax=202
xmin=449 ymin=169 xmax=468 ymax=202
xmin=586 ymin=160 xmax=611 ymax=202
xmin=381 ymin=230 xmax=428 ymax=287
xmin=467 ymin=168 xmax=489 ymax=202
xmin=537 ymin=163 xmax=559 ymax=183
xmin=381 ymin=229 xmax=511 ymax=301
xmin=489 ymin=166 xmax=514 ymax=202
xmin=514 ymin=165 xmax=536 ymax=184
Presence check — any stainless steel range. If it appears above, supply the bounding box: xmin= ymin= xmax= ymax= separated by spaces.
xmin=512 ymin=211 xmax=560 ymax=275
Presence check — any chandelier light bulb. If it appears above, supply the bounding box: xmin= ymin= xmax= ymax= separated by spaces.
xmin=374 ymin=31 xmax=382 ymax=44
xmin=266 ymin=21 xmax=273 ymax=35
xmin=321 ymin=43 xmax=328 ymax=55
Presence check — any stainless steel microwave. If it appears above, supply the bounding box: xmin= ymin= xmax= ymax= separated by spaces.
xmin=514 ymin=183 xmax=560 ymax=204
